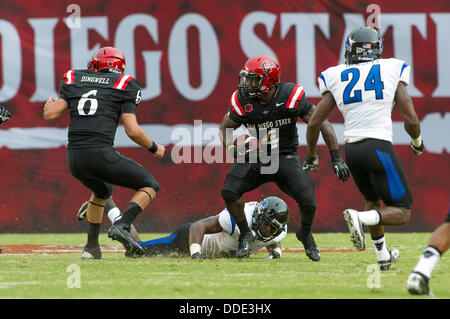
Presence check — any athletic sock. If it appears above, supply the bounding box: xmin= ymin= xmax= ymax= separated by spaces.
xmin=86 ymin=222 xmax=101 ymax=247
xmin=358 ymin=209 xmax=381 ymax=226
xmin=371 ymin=234 xmax=390 ymax=261
xmin=107 ymin=207 xmax=122 ymax=224
xmin=117 ymin=202 xmax=142 ymax=226
xmin=413 ymin=246 xmax=442 ymax=279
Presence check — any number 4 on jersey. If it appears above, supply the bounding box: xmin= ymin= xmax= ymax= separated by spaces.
xmin=341 ymin=64 xmax=384 ymax=104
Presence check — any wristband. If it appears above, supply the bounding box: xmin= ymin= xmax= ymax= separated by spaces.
xmin=411 ymin=135 xmax=422 ymax=147
xmin=329 ymin=149 xmax=341 ymax=161
xmin=189 ymin=243 xmax=201 ymax=256
xmin=227 ymin=145 xmax=237 ymax=153
xmin=149 ymin=141 xmax=158 ymax=153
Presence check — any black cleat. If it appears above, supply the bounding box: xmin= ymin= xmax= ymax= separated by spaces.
xmin=81 ymin=245 xmax=103 ymax=259
xmin=236 ymin=231 xmax=254 ymax=258
xmin=407 ymin=272 xmax=430 ymax=295
xmin=296 ymin=227 xmax=320 ymax=261
xmin=108 ymin=223 xmax=144 ymax=258
xmin=77 ymin=201 xmax=89 ymax=221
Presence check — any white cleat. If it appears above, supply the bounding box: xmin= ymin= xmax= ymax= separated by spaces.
xmin=378 ymin=249 xmax=399 ymax=271
xmin=343 ymin=209 xmax=365 ymax=251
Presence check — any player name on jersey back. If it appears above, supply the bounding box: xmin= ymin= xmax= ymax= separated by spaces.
xmin=80 ymin=75 xmax=111 ymax=84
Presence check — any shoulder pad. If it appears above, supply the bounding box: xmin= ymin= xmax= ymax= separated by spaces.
xmin=112 ymin=74 xmax=135 ymax=90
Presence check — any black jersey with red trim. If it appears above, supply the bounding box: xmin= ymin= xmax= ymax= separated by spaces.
xmin=59 ymin=69 xmax=142 ymax=149
xmin=228 ymin=82 xmax=313 ymax=155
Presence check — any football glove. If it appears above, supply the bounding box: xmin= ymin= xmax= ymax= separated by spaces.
xmin=191 ymin=252 xmax=213 ymax=260
xmin=410 ymin=140 xmax=425 ymax=156
xmin=266 ymin=248 xmax=281 ymax=259
xmin=228 ymin=143 xmax=258 ymax=161
xmin=332 ymin=158 xmax=351 ymax=182
xmin=303 ymin=155 xmax=319 ymax=172
xmin=0 ymin=105 xmax=11 ymax=124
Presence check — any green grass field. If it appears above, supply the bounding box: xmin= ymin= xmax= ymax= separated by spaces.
xmin=0 ymin=232 xmax=448 ymax=299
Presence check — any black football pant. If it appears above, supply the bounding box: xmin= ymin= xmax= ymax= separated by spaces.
xmin=67 ymin=147 xmax=160 ymax=199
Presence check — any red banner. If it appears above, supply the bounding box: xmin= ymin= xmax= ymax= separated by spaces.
xmin=0 ymin=0 xmax=449 ymax=232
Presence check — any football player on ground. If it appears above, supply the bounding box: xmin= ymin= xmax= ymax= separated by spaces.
xmin=77 ymin=196 xmax=289 ymax=259
xmin=43 ymin=47 xmax=165 ymax=259
xmin=219 ymin=55 xmax=350 ymax=260
xmin=407 ymin=200 xmax=450 ymax=295
xmin=305 ymin=27 xmax=424 ymax=270
xmin=0 ymin=105 xmax=11 ymax=124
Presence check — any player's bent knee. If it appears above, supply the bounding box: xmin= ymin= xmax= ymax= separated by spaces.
xmin=299 ymin=204 xmax=317 ymax=216
xmin=221 ymin=189 xmax=240 ymax=203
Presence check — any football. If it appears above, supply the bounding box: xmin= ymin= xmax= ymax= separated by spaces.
xmin=234 ymin=134 xmax=259 ymax=150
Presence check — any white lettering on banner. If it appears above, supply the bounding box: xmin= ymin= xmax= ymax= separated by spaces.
xmin=379 ymin=14 xmax=427 ymax=97
xmin=0 ymin=11 xmax=449 ymax=103
xmin=1 ymin=113 xmax=448 ymax=154
xmin=430 ymin=13 xmax=450 ymax=97
xmin=66 ymin=16 xmax=109 ymax=70
xmin=168 ymin=13 xmax=220 ymax=101
xmin=280 ymin=13 xmax=330 ymax=97
xmin=240 ymin=12 xmax=278 ymax=61
xmin=115 ymin=14 xmax=162 ymax=100
xmin=0 ymin=19 xmax=22 ymax=102
xmin=28 ymin=18 xmax=59 ymax=101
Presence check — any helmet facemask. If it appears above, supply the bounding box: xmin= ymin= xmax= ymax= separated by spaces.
xmin=252 ymin=200 xmax=286 ymax=242
xmin=238 ymin=69 xmax=263 ymax=97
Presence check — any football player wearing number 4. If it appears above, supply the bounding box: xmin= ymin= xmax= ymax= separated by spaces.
xmin=43 ymin=47 xmax=165 ymax=259
xmin=306 ymin=27 xmax=424 ymax=270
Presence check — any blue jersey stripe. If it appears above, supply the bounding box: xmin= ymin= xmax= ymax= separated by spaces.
xmin=138 ymin=232 xmax=178 ymax=247
xmin=229 ymin=215 xmax=236 ymax=236
xmin=376 ymin=150 xmax=405 ymax=200
xmin=400 ymin=62 xmax=408 ymax=77
xmin=319 ymin=74 xmax=327 ymax=88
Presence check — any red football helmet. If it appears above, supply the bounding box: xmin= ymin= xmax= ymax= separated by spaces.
xmin=87 ymin=46 xmax=126 ymax=74
xmin=238 ymin=55 xmax=281 ymax=97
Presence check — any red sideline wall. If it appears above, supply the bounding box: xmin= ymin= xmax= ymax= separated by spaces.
xmin=0 ymin=0 xmax=448 ymax=233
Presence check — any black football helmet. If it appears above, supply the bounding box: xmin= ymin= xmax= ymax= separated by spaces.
xmin=344 ymin=27 xmax=383 ymax=64
xmin=251 ymin=196 xmax=290 ymax=242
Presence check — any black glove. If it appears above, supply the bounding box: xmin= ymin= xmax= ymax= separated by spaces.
xmin=410 ymin=141 xmax=424 ymax=156
xmin=332 ymin=158 xmax=351 ymax=182
xmin=191 ymin=252 xmax=213 ymax=260
xmin=303 ymin=155 xmax=319 ymax=172
xmin=0 ymin=106 xmax=11 ymax=124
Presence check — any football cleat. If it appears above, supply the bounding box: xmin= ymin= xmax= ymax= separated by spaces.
xmin=77 ymin=201 xmax=89 ymax=221
xmin=407 ymin=272 xmax=430 ymax=295
xmin=108 ymin=223 xmax=144 ymax=258
xmin=296 ymin=227 xmax=320 ymax=261
xmin=343 ymin=209 xmax=366 ymax=251
xmin=236 ymin=231 xmax=254 ymax=258
xmin=81 ymin=245 xmax=103 ymax=259
xmin=378 ymin=249 xmax=399 ymax=271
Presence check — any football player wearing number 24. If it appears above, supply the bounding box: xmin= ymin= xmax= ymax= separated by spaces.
xmin=306 ymin=27 xmax=424 ymax=271
xmin=43 ymin=47 xmax=164 ymax=259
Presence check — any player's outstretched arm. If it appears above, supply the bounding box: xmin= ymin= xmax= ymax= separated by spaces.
xmin=189 ymin=215 xmax=223 ymax=259
xmin=42 ymin=97 xmax=68 ymax=121
xmin=121 ymin=113 xmax=165 ymax=159
xmin=395 ymin=82 xmax=424 ymax=155
xmin=266 ymin=242 xmax=282 ymax=259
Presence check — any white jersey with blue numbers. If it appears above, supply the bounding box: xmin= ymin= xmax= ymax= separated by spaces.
xmin=200 ymin=201 xmax=287 ymax=257
xmin=318 ymin=58 xmax=410 ymax=143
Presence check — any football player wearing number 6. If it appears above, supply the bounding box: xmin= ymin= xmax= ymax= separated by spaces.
xmin=306 ymin=27 xmax=424 ymax=270
xmin=43 ymin=46 xmax=165 ymax=259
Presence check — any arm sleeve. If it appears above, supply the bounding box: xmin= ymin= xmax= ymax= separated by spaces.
xmin=217 ymin=209 xmax=234 ymax=235
xmin=294 ymin=94 xmax=314 ymax=118
xmin=122 ymin=78 xmax=142 ymax=112
xmin=58 ymin=80 xmax=70 ymax=102
xmin=318 ymin=73 xmax=330 ymax=96
xmin=228 ymin=90 xmax=246 ymax=123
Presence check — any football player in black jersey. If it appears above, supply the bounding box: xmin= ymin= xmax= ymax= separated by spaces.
xmin=219 ymin=55 xmax=350 ymax=260
xmin=0 ymin=105 xmax=11 ymax=124
xmin=43 ymin=47 xmax=164 ymax=259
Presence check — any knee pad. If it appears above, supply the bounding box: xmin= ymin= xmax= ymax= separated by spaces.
xmin=221 ymin=189 xmax=240 ymax=203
